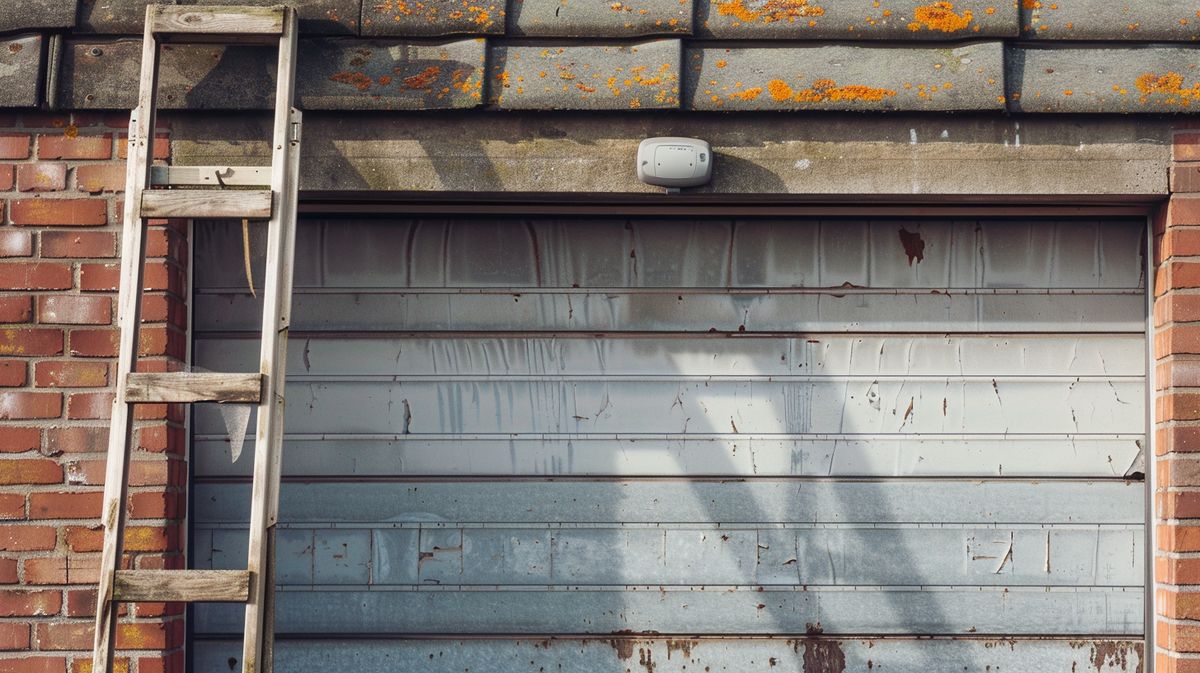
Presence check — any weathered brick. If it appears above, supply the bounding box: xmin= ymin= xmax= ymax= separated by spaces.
xmin=1157 ymin=325 xmax=1200 ymax=357
xmin=34 ymin=361 xmax=109 ymax=388
xmin=0 ymin=623 xmax=29 ymax=651
xmin=1160 ymin=295 xmax=1200 ymax=325
xmin=72 ymin=658 xmax=132 ymax=673
xmin=66 ymin=391 xmax=113 ymax=420
xmin=1179 ymin=134 xmax=1200 ymax=163
xmin=37 ymin=134 xmax=112 ymax=160
xmin=36 ymin=295 xmax=111 ymax=325
xmin=28 ymin=492 xmax=102 ymax=520
xmin=1177 ymin=164 xmax=1200 ymax=194
xmin=10 ymin=199 xmax=106 ymax=226
xmin=0 ymin=458 xmax=62 ymax=484
xmin=65 ymin=525 xmax=170 ymax=553
xmin=40 ymin=231 xmax=116 ymax=258
xmin=0 ymin=362 xmax=24 ymax=387
xmin=0 ymin=558 xmax=15 ymax=584
xmin=0 ymin=494 xmax=21 ymax=519
xmin=0 ymin=134 xmax=30 ymax=160
xmin=45 ymin=426 xmax=107 ymax=454
xmin=0 ymin=297 xmax=31 ymax=323
xmin=0 ymin=262 xmax=72 ymax=289
xmin=0 ymin=426 xmax=37 ymax=453
xmin=116 ymin=133 xmax=168 ymax=160
xmin=0 ymin=165 xmax=12 ymax=191
xmin=0 ymin=656 xmax=67 ymax=673
xmin=15 ymin=163 xmax=67 ymax=192
xmin=78 ymin=263 xmax=117 ymax=291
xmin=1162 ymin=393 xmax=1200 ymax=421
xmin=32 ymin=622 xmax=91 ymax=651
xmin=67 ymin=328 xmax=116 ymax=357
xmin=0 ymin=589 xmax=62 ymax=617
xmin=0 ymin=328 xmax=63 ymax=356
xmin=74 ymin=164 xmax=125 ymax=194
xmin=0 ymin=231 xmax=31 ymax=258
xmin=63 ymin=589 xmax=95 ymax=618
xmin=1160 ymin=524 xmax=1200 ymax=552
xmin=1161 ymin=491 xmax=1200 ymax=519
xmin=0 ymin=391 xmax=62 ymax=419
xmin=128 ymin=491 xmax=177 ymax=520
xmin=24 ymin=556 xmax=101 ymax=585
xmin=0 ymin=525 xmax=57 ymax=551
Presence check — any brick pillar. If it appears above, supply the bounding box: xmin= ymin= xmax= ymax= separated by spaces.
xmin=1156 ymin=131 xmax=1200 ymax=672
xmin=0 ymin=113 xmax=186 ymax=673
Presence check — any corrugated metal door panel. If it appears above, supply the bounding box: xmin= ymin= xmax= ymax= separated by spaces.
xmin=190 ymin=217 xmax=1146 ymax=673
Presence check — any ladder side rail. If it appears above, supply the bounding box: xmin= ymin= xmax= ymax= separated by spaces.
xmin=91 ymin=6 xmax=162 ymax=672
xmin=242 ymin=7 xmax=300 ymax=673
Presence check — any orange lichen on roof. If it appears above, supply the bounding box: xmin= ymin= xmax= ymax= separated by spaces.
xmin=763 ymin=77 xmax=896 ymax=104
xmin=330 ymin=71 xmax=374 ymax=91
xmin=371 ymin=0 xmax=501 ymax=30
xmin=402 ymin=65 xmax=441 ymax=89
xmin=907 ymin=2 xmax=973 ymax=32
xmin=1135 ymin=71 xmax=1200 ymax=106
xmin=716 ymin=0 xmax=825 ymax=24
xmin=730 ymin=87 xmax=764 ymax=100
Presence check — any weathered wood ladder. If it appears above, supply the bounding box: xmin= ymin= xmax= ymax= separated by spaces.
xmin=92 ymin=6 xmax=300 ymax=673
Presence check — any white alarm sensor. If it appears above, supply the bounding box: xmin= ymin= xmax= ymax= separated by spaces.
xmin=637 ymin=137 xmax=712 ymax=188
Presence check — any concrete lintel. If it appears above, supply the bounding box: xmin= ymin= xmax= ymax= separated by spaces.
xmin=170 ymin=112 xmax=1170 ymax=196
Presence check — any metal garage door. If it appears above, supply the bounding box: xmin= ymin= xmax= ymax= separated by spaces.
xmin=189 ymin=216 xmax=1147 ymax=672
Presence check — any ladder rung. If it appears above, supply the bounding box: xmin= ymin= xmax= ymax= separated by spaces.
xmin=125 ymin=372 xmax=263 ymax=404
xmin=150 ymin=6 xmax=285 ymax=36
xmin=150 ymin=165 xmax=271 ymax=188
xmin=113 ymin=569 xmax=251 ymax=603
xmin=141 ymin=189 xmax=272 ymax=219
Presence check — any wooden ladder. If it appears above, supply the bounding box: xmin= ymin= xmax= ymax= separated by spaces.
xmin=91 ymin=6 xmax=301 ymax=673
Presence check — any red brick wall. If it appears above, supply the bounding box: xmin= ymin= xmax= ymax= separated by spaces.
xmin=0 ymin=113 xmax=185 ymax=673
xmin=1157 ymin=132 xmax=1200 ymax=673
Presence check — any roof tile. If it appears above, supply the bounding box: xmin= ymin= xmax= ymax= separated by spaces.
xmin=509 ymin=0 xmax=693 ymax=37
xmin=697 ymin=0 xmax=1018 ymax=39
xmin=1022 ymin=0 xmax=1200 ymax=41
xmin=362 ymin=0 xmax=505 ymax=36
xmin=686 ymin=42 xmax=1005 ymax=111
xmin=0 ymin=35 xmax=45 ymax=109
xmin=489 ymin=40 xmax=682 ymax=110
xmin=0 ymin=1 xmax=75 ymax=32
xmin=60 ymin=38 xmax=486 ymax=111
xmin=1008 ymin=46 xmax=1200 ymax=113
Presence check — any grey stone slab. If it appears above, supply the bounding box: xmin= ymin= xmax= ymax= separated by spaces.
xmin=170 ymin=112 xmax=1171 ymax=195
xmin=1023 ymin=0 xmax=1200 ymax=41
xmin=508 ymin=0 xmax=693 ymax=37
xmin=0 ymin=1 xmax=75 ymax=31
xmin=60 ymin=37 xmax=485 ymax=110
xmin=1008 ymin=46 xmax=1200 ymax=114
xmin=489 ymin=40 xmax=681 ymax=110
xmin=686 ymin=43 xmax=1004 ymax=111
xmin=0 ymin=35 xmax=44 ymax=109
xmin=77 ymin=0 xmax=361 ymax=35
xmin=361 ymin=0 xmax=504 ymax=36
xmin=696 ymin=0 xmax=1018 ymax=39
